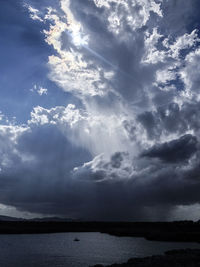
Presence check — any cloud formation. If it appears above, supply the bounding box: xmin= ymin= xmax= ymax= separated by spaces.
xmin=1 ymin=0 xmax=200 ymax=220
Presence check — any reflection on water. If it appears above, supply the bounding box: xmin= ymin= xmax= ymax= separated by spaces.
xmin=0 ymin=232 xmax=200 ymax=267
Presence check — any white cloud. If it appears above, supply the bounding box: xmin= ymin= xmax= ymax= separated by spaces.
xmin=28 ymin=104 xmax=140 ymax=157
xmin=73 ymin=152 xmax=135 ymax=181
xmin=155 ymin=68 xmax=177 ymax=85
xmin=38 ymin=87 xmax=48 ymax=96
xmin=93 ymin=0 xmax=162 ymax=36
xmin=0 ymin=111 xmax=4 ymax=121
xmin=179 ymin=47 xmax=200 ymax=101
xmin=164 ymin=30 xmax=200 ymax=59
xmin=42 ymin=3 xmax=114 ymax=97
xmin=30 ymin=85 xmax=48 ymax=96
xmin=171 ymin=204 xmax=200 ymax=221
xmin=47 ymin=53 xmax=112 ymax=96
xmin=25 ymin=4 xmax=43 ymax=22
xmin=0 ymin=203 xmax=43 ymax=219
xmin=142 ymin=28 xmax=166 ymax=64
xmin=0 ymin=125 xmax=28 ymax=171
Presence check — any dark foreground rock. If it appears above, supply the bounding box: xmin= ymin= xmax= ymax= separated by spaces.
xmin=92 ymin=249 xmax=200 ymax=267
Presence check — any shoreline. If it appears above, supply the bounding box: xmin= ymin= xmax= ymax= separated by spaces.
xmin=92 ymin=249 xmax=200 ymax=267
xmin=0 ymin=221 xmax=200 ymax=243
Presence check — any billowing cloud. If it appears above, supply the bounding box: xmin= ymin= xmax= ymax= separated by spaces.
xmin=1 ymin=0 xmax=200 ymax=220
xmin=142 ymin=134 xmax=198 ymax=163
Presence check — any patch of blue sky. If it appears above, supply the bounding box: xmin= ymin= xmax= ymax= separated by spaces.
xmin=158 ymin=75 xmax=185 ymax=92
xmin=0 ymin=0 xmax=75 ymax=124
xmin=179 ymin=42 xmax=200 ymax=60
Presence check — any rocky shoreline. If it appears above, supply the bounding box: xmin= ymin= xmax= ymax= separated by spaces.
xmin=92 ymin=249 xmax=200 ymax=267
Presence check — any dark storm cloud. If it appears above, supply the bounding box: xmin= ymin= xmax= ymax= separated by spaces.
xmin=68 ymin=142 xmax=200 ymax=221
xmin=111 ymin=152 xmax=126 ymax=168
xmin=0 ymin=124 xmax=92 ymax=217
xmin=0 ymin=122 xmax=200 ymax=221
xmin=138 ymin=101 xmax=200 ymax=140
xmin=77 ymin=154 xmax=200 ymax=220
xmin=142 ymin=134 xmax=198 ymax=163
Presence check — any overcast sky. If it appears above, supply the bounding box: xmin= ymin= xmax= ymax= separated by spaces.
xmin=1 ymin=0 xmax=200 ymax=221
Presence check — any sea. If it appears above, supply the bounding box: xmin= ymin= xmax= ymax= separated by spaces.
xmin=0 ymin=232 xmax=199 ymax=267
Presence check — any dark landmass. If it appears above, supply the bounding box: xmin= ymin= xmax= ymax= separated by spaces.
xmin=29 ymin=217 xmax=74 ymax=222
xmin=0 ymin=220 xmax=200 ymax=243
xmin=0 ymin=215 xmax=25 ymax=221
xmin=92 ymin=249 xmax=200 ymax=267
xmin=0 ymin=215 xmax=74 ymax=222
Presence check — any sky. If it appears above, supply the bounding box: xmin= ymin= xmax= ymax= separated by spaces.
xmin=1 ymin=0 xmax=200 ymax=221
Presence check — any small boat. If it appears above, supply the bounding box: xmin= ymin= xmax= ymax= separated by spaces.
xmin=74 ymin=238 xmax=80 ymax=241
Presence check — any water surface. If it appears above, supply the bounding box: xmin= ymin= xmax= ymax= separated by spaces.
xmin=0 ymin=232 xmax=199 ymax=267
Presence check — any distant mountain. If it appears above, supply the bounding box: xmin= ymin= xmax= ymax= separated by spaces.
xmin=0 ymin=215 xmax=25 ymax=221
xmin=30 ymin=217 xmax=75 ymax=222
xmin=0 ymin=215 xmax=75 ymax=222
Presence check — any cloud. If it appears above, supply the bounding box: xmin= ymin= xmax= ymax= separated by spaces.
xmin=28 ymin=104 xmax=138 ymax=157
xmin=92 ymin=0 xmax=162 ymax=35
xmin=30 ymin=85 xmax=48 ymax=96
xmin=25 ymin=4 xmax=43 ymax=22
xmin=142 ymin=134 xmax=198 ymax=163
xmin=1 ymin=0 xmax=200 ymax=220
xmin=0 ymin=111 xmax=200 ymax=220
